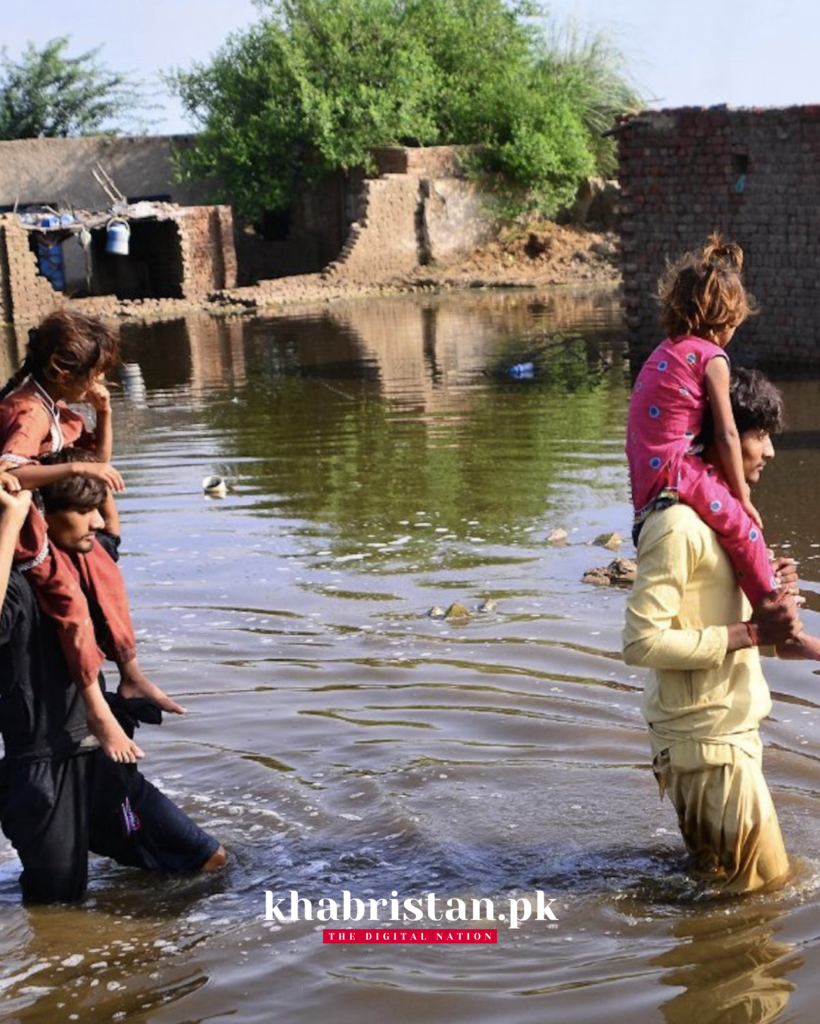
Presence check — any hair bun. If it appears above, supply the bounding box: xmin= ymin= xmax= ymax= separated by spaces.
xmin=702 ymin=233 xmax=743 ymax=272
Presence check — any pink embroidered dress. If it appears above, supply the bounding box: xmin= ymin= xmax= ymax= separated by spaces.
xmin=626 ymin=335 xmax=777 ymax=606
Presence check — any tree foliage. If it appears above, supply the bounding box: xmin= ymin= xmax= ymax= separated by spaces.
xmin=0 ymin=36 xmax=148 ymax=139
xmin=170 ymin=0 xmax=641 ymax=222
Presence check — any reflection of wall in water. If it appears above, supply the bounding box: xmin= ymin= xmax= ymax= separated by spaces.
xmin=118 ymin=316 xmax=247 ymax=399
xmin=324 ymin=288 xmax=624 ymax=412
xmin=187 ymin=319 xmax=247 ymax=394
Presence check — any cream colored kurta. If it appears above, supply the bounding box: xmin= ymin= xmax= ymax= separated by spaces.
xmin=624 ymin=503 xmax=770 ymax=769
xmin=623 ymin=503 xmax=788 ymax=892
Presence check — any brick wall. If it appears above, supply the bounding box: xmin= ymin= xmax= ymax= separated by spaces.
xmin=324 ymin=148 xmax=491 ymax=284
xmin=616 ymin=106 xmax=820 ymax=367
xmin=177 ymin=206 xmax=237 ymax=299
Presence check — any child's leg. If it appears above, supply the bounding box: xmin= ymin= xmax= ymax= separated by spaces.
xmin=17 ymin=512 xmax=106 ymax=689
xmin=678 ymin=458 xmax=778 ymax=606
xmin=82 ymin=683 xmax=145 ymax=763
xmin=76 ymin=542 xmax=137 ymax=663
xmin=77 ymin=543 xmax=185 ymax=714
xmin=16 ymin=512 xmax=145 ymax=762
xmin=118 ymin=657 xmax=186 ymax=714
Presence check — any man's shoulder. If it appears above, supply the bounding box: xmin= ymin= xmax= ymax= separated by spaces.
xmin=642 ymin=502 xmax=713 ymax=537
xmin=637 ymin=503 xmax=721 ymax=563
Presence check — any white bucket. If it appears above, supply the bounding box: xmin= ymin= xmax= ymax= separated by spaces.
xmin=106 ymin=219 xmax=130 ymax=256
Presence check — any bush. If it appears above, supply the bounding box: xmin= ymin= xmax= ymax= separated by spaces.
xmin=169 ymin=0 xmax=641 ymax=223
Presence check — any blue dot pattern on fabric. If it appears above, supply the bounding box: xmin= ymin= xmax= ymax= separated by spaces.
xmin=685 ymin=430 xmax=694 ymax=438
xmin=649 ymin=405 xmax=660 ymax=418
xmin=650 ymin=457 xmax=662 ymax=470
xmin=710 ymin=500 xmax=722 ymax=512
xmin=750 ymin=528 xmax=759 ymax=541
xmin=686 ymin=353 xmax=697 ymax=365
xmin=658 ymin=360 xmax=668 ymax=371
xmin=636 ymin=381 xmax=643 ymax=391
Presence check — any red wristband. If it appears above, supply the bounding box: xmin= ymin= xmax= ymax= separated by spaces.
xmin=744 ymin=621 xmax=760 ymax=647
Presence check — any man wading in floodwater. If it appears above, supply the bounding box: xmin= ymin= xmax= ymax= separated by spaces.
xmin=625 ymin=369 xmax=820 ymax=892
xmin=0 ymin=451 xmax=226 ymax=902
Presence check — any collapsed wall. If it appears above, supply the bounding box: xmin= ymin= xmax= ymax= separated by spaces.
xmin=323 ymin=147 xmax=495 ymax=284
xmin=0 ymin=205 xmax=236 ymax=324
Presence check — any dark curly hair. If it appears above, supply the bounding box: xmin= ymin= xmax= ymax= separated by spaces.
xmin=0 ymin=310 xmax=118 ymax=402
xmin=699 ymin=367 xmax=784 ymax=449
xmin=38 ymin=449 xmax=107 ymax=514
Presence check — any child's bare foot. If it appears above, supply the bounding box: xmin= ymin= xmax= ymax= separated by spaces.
xmin=118 ymin=657 xmax=187 ymax=714
xmin=86 ymin=702 xmax=145 ymax=763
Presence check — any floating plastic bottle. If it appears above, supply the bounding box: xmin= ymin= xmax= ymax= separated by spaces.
xmin=508 ymin=362 xmax=535 ymax=379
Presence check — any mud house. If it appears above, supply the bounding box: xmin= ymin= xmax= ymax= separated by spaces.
xmin=0 ymin=134 xmax=507 ymax=323
xmin=616 ymin=105 xmax=820 ymax=367
xmin=0 ymin=135 xmax=240 ymax=324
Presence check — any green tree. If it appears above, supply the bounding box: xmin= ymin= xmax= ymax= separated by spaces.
xmin=170 ymin=0 xmax=640 ymax=223
xmin=0 ymin=36 xmax=148 ymax=139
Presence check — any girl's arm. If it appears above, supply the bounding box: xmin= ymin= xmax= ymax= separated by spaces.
xmin=11 ymin=460 xmax=125 ymax=492
xmin=85 ymin=381 xmax=113 ymax=462
xmin=704 ymin=356 xmax=762 ymax=526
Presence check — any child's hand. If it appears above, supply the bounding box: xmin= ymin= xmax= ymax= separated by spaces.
xmin=772 ymin=556 xmax=798 ymax=594
xmin=0 ymin=486 xmax=32 ymax=529
xmin=85 ymin=379 xmax=112 ymax=413
xmin=743 ymin=499 xmax=764 ymax=530
xmin=0 ymin=470 xmax=21 ymax=494
xmin=74 ymin=461 xmax=125 ymax=493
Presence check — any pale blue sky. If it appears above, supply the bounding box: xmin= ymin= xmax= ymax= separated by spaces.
xmin=3 ymin=0 xmax=817 ymax=134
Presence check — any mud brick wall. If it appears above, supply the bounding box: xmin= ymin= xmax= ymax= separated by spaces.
xmin=0 ymin=135 xmax=215 ymax=210
xmin=326 ymin=175 xmax=423 ymax=282
xmin=325 ymin=151 xmax=489 ymax=284
xmin=0 ymin=217 xmax=68 ymax=324
xmin=178 ymin=205 xmax=237 ymax=298
xmin=616 ymin=106 xmax=820 ymax=368
xmin=371 ymin=146 xmax=467 ymax=178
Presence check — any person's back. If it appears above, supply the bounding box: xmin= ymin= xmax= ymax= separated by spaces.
xmin=0 ymin=565 xmax=89 ymax=759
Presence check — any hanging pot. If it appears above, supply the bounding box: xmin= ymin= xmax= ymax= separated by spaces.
xmin=106 ymin=218 xmax=130 ymax=256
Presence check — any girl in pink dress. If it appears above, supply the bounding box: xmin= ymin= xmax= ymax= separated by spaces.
xmin=626 ymin=235 xmax=778 ymax=606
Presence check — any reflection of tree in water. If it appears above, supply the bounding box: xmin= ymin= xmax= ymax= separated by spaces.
xmin=653 ymin=905 xmax=801 ymax=1024
xmin=203 ymin=306 xmax=630 ymax=550
xmin=486 ymin=332 xmax=623 ymax=393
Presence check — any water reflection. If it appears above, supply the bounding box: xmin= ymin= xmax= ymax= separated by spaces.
xmin=653 ymin=906 xmax=801 ymax=1024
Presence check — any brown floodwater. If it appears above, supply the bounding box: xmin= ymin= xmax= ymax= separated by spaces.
xmin=2 ymin=286 xmax=820 ymax=1023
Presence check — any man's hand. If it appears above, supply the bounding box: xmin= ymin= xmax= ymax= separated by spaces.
xmin=751 ymin=590 xmax=803 ymax=645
